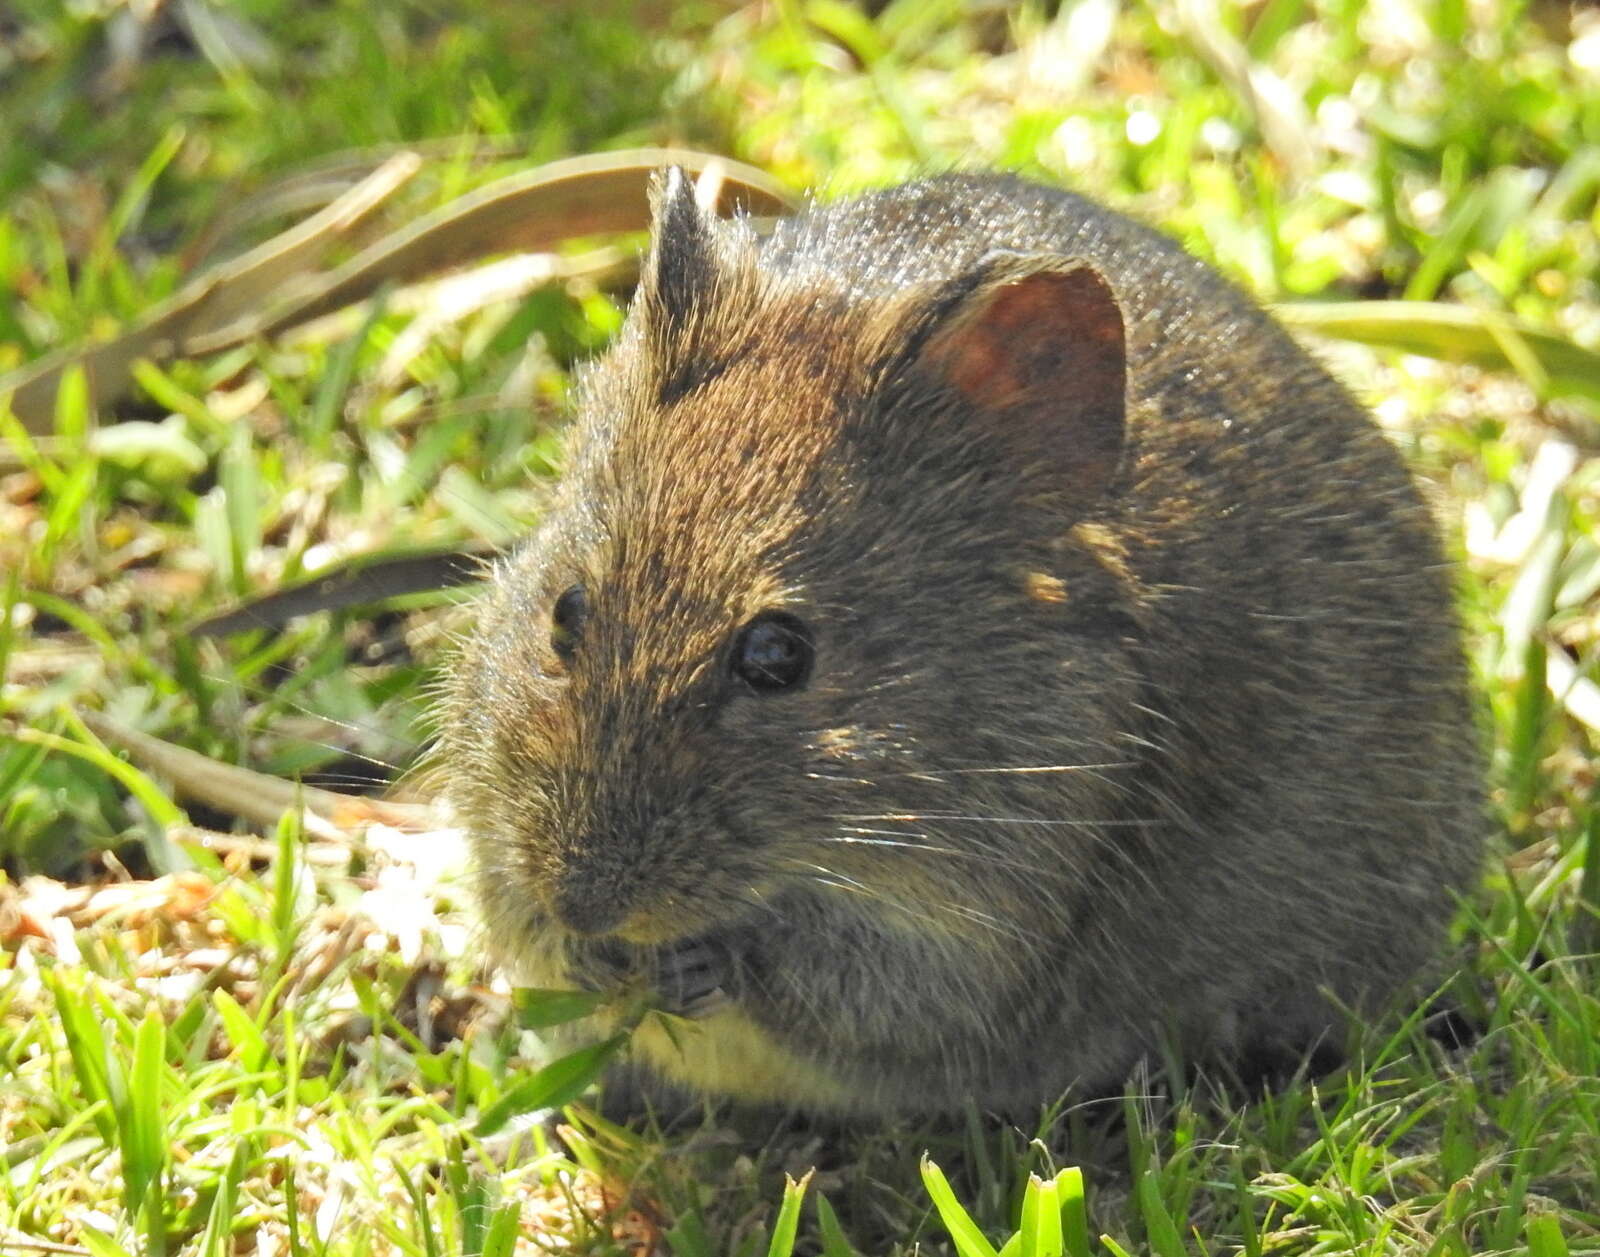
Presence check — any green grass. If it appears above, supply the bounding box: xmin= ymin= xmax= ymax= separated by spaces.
xmin=3 ymin=0 xmax=1600 ymax=1253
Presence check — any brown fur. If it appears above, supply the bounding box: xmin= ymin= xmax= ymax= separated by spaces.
xmin=438 ymin=170 xmax=1485 ymax=1118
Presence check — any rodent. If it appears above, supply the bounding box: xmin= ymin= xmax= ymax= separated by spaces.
xmin=438 ymin=169 xmax=1484 ymax=1119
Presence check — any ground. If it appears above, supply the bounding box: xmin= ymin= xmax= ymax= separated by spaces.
xmin=2 ymin=2 xmax=1599 ymax=1254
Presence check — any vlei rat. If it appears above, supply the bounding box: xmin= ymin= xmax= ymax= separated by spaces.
xmin=438 ymin=170 xmax=1484 ymax=1118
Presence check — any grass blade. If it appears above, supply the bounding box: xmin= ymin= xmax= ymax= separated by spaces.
xmin=8 ymin=718 xmax=184 ymax=830
xmin=1136 ymin=1172 xmax=1186 ymax=1257
xmin=473 ymin=1034 xmax=627 ymax=1136
xmin=479 ymin=1203 xmax=522 ymax=1257
xmin=50 ymin=975 xmax=117 ymax=1143
xmin=921 ymin=1155 xmax=1000 ymax=1257
xmin=109 ymin=1007 xmax=170 ymax=1256
xmin=197 ymin=1142 xmax=251 ymax=1257
xmin=513 ymin=988 xmax=610 ymax=1030
xmin=766 ymin=1170 xmax=814 ymax=1257
xmin=1021 ymin=1172 xmax=1062 ymax=1257
xmin=1057 ymin=1168 xmax=1091 ymax=1257
xmin=1527 ymin=1214 xmax=1571 ymax=1257
xmin=1274 ymin=300 xmax=1600 ymax=402
xmin=815 ymin=1193 xmax=856 ymax=1257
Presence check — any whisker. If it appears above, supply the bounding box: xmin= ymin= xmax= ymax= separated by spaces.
xmin=876 ymin=761 xmax=1136 ymax=778
xmin=830 ymin=812 xmax=1162 ymax=830
xmin=819 ymin=834 xmax=1049 ymax=877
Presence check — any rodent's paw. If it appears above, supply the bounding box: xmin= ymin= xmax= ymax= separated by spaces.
xmin=565 ymin=938 xmax=634 ymax=996
xmin=648 ymin=936 xmax=735 ymax=1020
xmin=564 ymin=935 xmax=734 ymax=1020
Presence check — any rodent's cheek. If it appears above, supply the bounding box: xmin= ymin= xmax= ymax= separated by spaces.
xmin=808 ymin=721 xmax=913 ymax=768
xmin=472 ymin=897 xmax=568 ymax=990
xmin=715 ymin=684 xmax=845 ymax=757
xmin=699 ymin=703 xmax=898 ymax=836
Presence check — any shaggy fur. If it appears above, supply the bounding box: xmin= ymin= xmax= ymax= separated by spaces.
xmin=439 ymin=170 xmax=1484 ymax=1118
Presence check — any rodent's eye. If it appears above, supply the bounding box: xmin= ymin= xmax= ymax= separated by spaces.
xmin=731 ymin=612 xmax=814 ymax=694
xmin=550 ymin=584 xmax=588 ymax=660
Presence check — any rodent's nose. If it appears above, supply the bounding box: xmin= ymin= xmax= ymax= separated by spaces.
xmin=552 ymin=877 xmax=625 ymax=937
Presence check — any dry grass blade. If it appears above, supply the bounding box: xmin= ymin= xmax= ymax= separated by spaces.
xmin=188 ymin=540 xmax=495 ymax=638
xmin=1546 ymin=646 xmax=1600 ymax=734
xmin=0 ymin=1229 xmax=92 ymax=1256
xmin=2 ymin=642 xmax=102 ymax=686
xmin=235 ymin=147 xmax=792 ymax=345
xmin=187 ymin=135 xmax=545 ymax=264
xmin=1174 ymin=0 xmax=1316 ymax=181
xmin=0 ymin=153 xmax=424 ymax=433
xmin=279 ymin=243 xmax=638 ymax=348
xmin=75 ymin=709 xmax=435 ymax=839
xmin=0 ymin=148 xmax=791 ymax=433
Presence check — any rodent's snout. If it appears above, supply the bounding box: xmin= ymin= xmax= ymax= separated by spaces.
xmin=551 ymin=873 xmax=626 ymax=937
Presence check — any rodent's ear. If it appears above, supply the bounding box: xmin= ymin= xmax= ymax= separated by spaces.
xmin=637 ymin=167 xmax=756 ymax=402
xmin=911 ymin=256 xmax=1126 ymax=504
xmin=642 ymin=167 xmax=724 ymax=339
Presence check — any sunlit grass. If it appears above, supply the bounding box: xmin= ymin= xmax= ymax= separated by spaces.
xmin=2 ymin=0 xmax=1599 ymax=1253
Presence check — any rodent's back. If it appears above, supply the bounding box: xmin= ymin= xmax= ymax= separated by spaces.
xmin=444 ymin=172 xmax=1484 ymax=1117
xmin=769 ymin=172 xmax=1483 ymax=965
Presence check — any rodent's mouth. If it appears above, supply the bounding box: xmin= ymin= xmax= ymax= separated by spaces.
xmin=546 ymin=863 xmax=781 ymax=948
xmin=606 ymin=914 xmax=695 ymax=946
xmin=563 ymin=930 xmax=734 ymax=1021
xmin=578 ymin=893 xmax=755 ymax=947
xmin=533 ymin=894 xmax=718 ymax=951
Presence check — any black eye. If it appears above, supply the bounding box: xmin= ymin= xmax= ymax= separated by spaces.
xmin=551 ymin=584 xmax=588 ymax=660
xmin=731 ymin=612 xmax=814 ymax=694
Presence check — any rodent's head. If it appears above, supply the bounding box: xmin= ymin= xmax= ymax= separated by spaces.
xmin=443 ymin=170 xmax=1143 ymax=967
